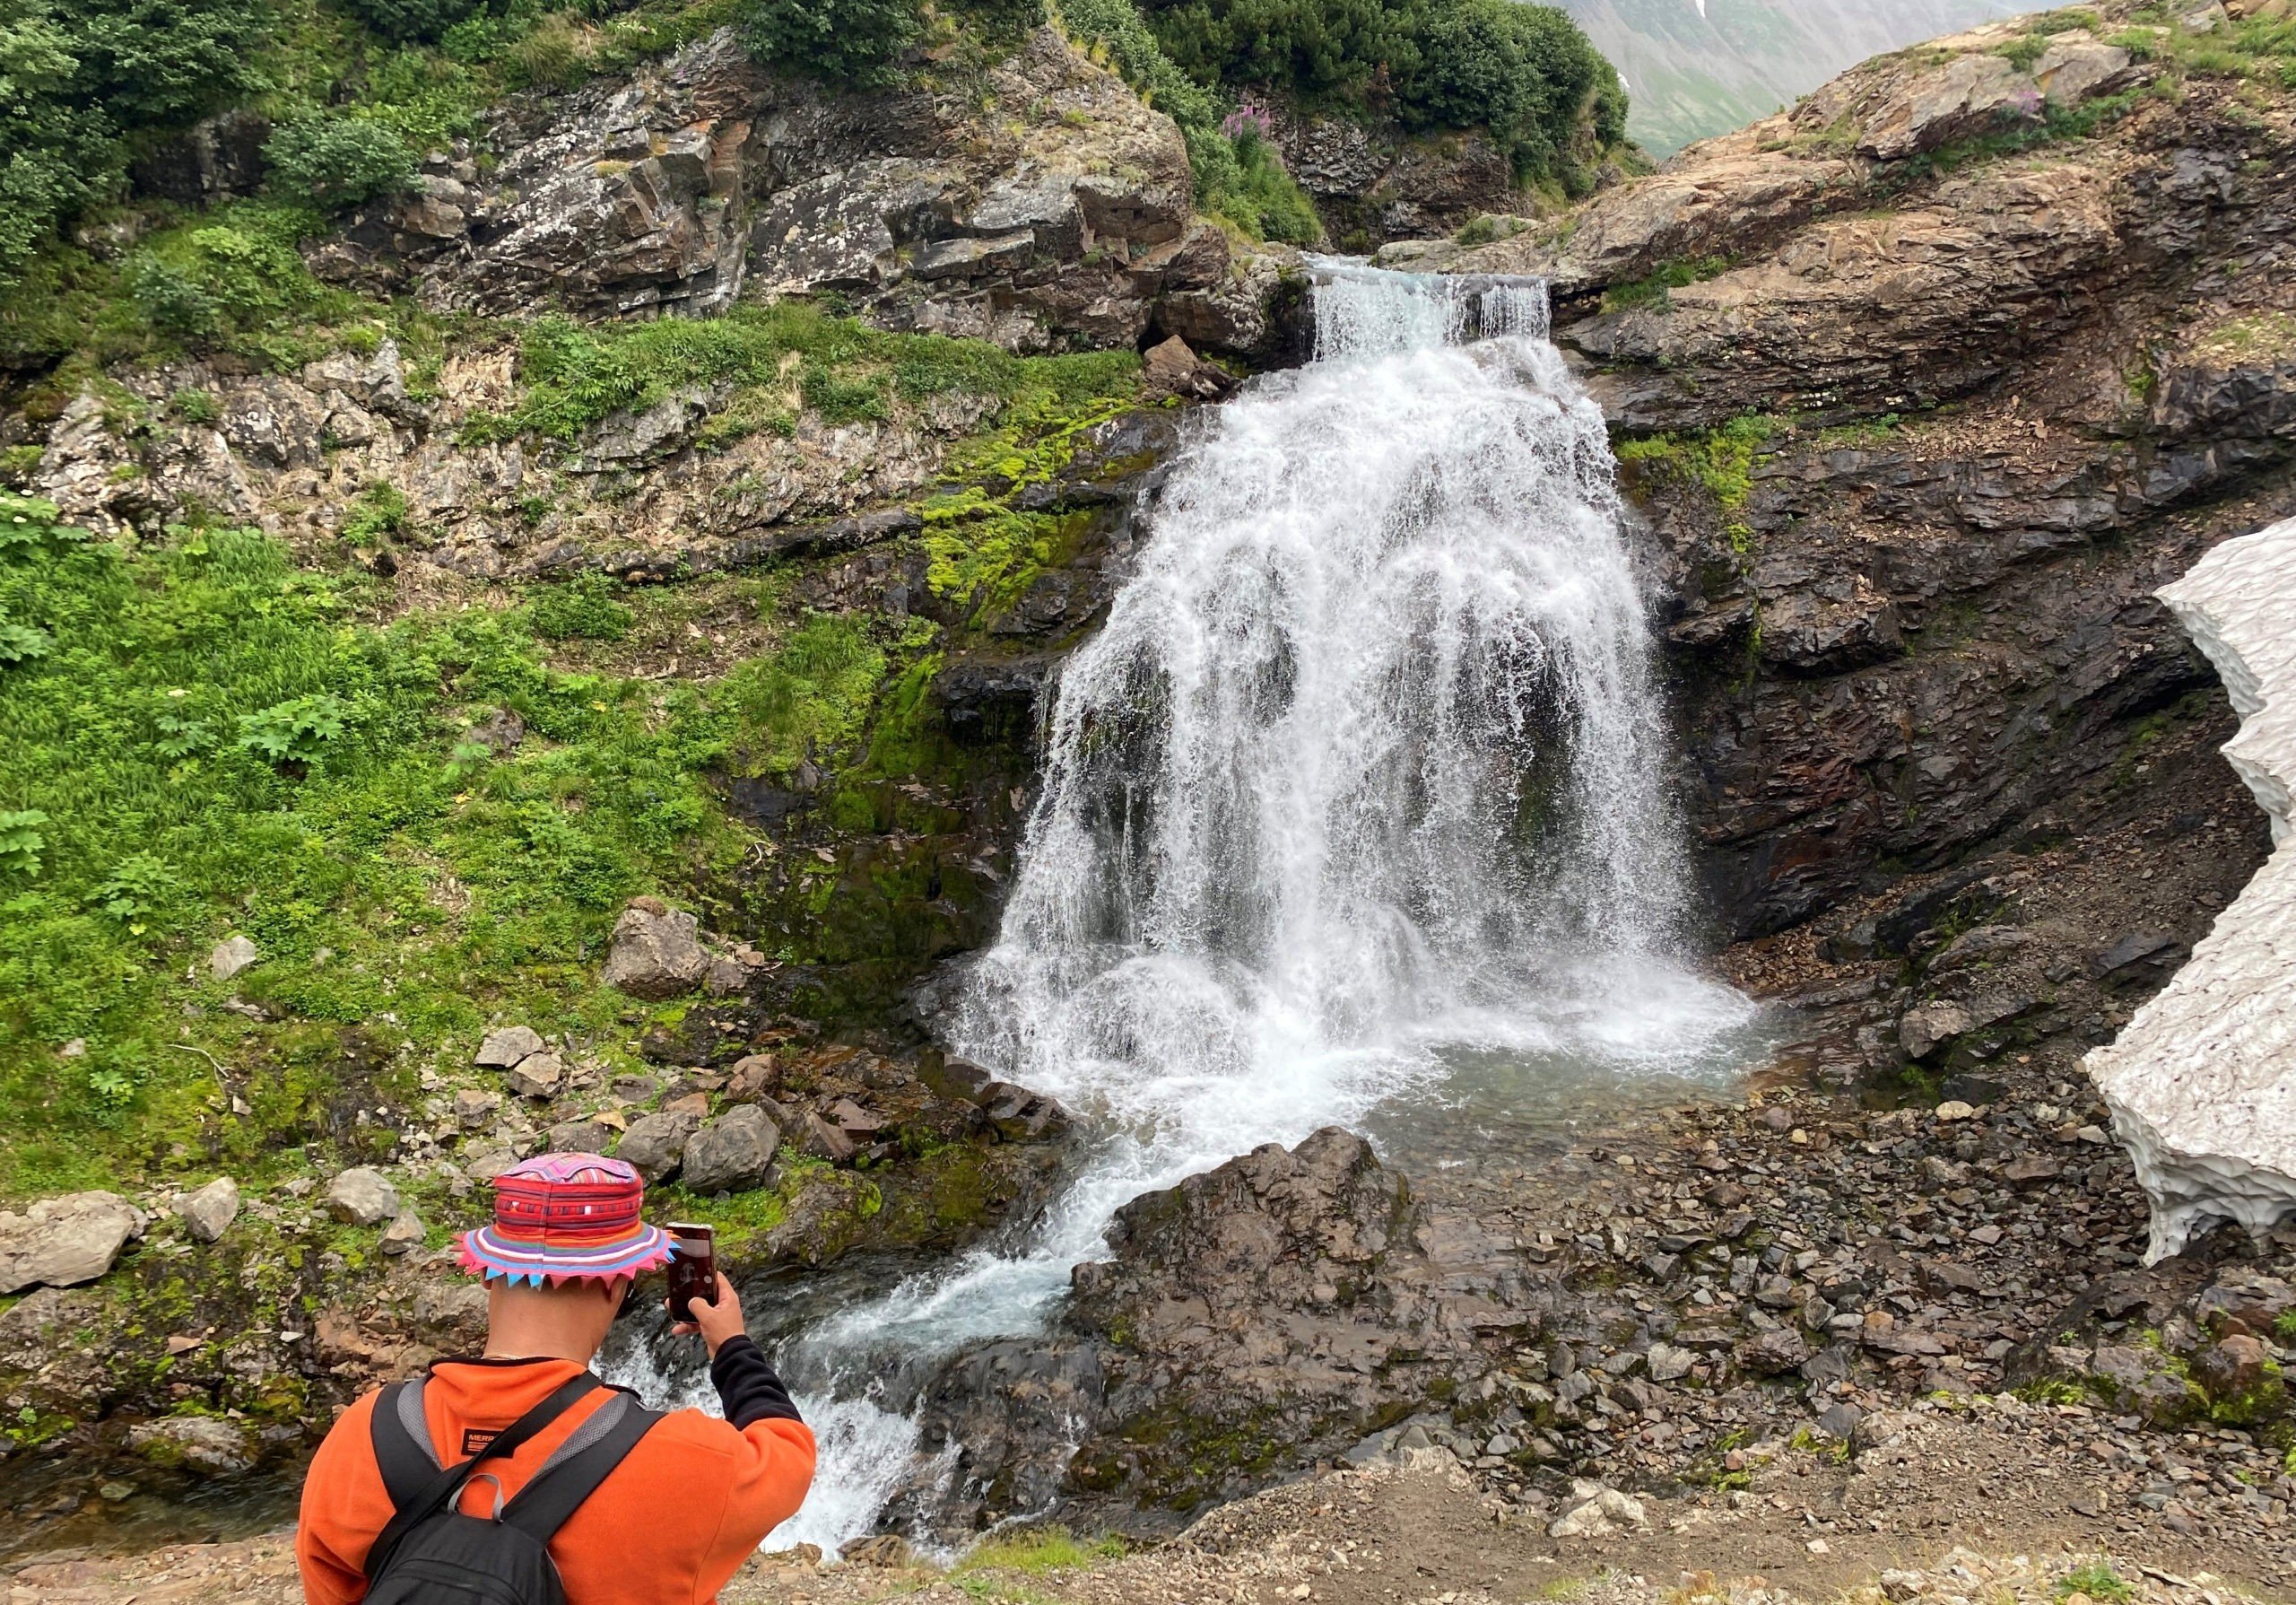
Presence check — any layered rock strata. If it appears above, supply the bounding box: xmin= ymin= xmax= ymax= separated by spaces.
xmin=2090 ymin=516 xmax=2296 ymax=1260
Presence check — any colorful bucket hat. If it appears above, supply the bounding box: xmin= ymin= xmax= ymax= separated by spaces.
xmin=457 ymin=1153 xmax=673 ymax=1286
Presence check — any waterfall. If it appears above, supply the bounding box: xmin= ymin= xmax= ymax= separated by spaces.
xmin=604 ymin=261 xmax=1759 ymax=1556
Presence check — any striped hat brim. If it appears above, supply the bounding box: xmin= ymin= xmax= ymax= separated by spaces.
xmin=457 ymin=1221 xmax=673 ymax=1286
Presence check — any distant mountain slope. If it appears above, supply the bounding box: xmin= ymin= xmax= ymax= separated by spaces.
xmin=1556 ymin=0 xmax=2043 ymax=153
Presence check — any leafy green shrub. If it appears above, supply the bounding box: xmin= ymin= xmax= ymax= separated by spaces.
xmin=0 ymin=615 xmax=52 ymax=664
xmin=125 ymin=206 xmax=344 ymax=344
xmin=1220 ymin=125 xmax=1321 ymax=243
xmin=0 ymin=0 xmax=270 ymax=289
xmin=84 ymin=851 xmax=182 ymax=921
xmin=742 ymin=0 xmax=920 ymax=85
xmin=527 ymin=571 xmax=634 ymax=641
xmin=953 ymin=0 xmax=1045 ymax=39
xmin=1111 ymin=0 xmax=1624 ymax=188
xmin=238 ymin=692 xmax=351 ymax=768
xmin=341 ymin=0 xmax=486 ymax=43
xmin=0 ymin=811 xmax=47 ymax=877
xmin=341 ymin=483 xmax=410 ymax=543
xmin=2054 ymin=1561 xmax=2132 ymax=1604
xmin=263 ymin=112 xmax=416 ymax=211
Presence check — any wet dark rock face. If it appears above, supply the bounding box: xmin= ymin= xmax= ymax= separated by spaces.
xmin=900 ymin=1129 xmax=1556 ymax=1534
xmin=1473 ymin=74 xmax=2296 ymax=944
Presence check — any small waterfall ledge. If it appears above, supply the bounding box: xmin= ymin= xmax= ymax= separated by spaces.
xmin=2089 ymin=514 xmax=2296 ymax=1262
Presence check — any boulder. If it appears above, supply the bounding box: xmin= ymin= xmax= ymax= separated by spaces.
xmin=2089 ymin=515 xmax=2296 ymax=1260
xmin=209 ymin=934 xmax=260 ymax=981
xmin=797 ymin=1112 xmax=857 ymax=1165
xmin=326 ymin=1167 xmax=401 ymax=1227
xmin=1899 ymin=1001 xmax=1973 ymax=1060
xmin=616 ymin=1108 xmax=701 ymax=1181
xmin=725 ymin=1053 xmax=782 ymax=1102
xmin=1736 ymin=1327 xmax=1813 ymax=1374
xmin=412 ymin=1281 xmax=491 ymax=1347
xmin=174 ymin=1177 xmax=240 ymax=1244
xmin=601 ymin=897 xmax=710 ymax=999
xmin=681 ymin=1105 xmax=780 ymax=1195
xmin=474 ymin=1025 xmax=545 ymax=1068
xmin=545 ymin=1117 xmax=614 ymax=1154
xmin=0 ymin=1191 xmax=145 ymax=1294
xmin=129 ymin=1415 xmax=255 ymax=1477
xmin=1548 ymin=1479 xmax=1650 ymax=1539
xmin=1646 ymin=1341 xmax=1697 ymax=1383
xmin=506 ymin=1052 xmax=565 ymax=1099
xmin=980 ymin=1082 xmax=1072 ymax=1142
xmin=454 ymin=1087 xmax=500 ymax=1129
xmin=380 ymin=1209 xmax=426 ymax=1256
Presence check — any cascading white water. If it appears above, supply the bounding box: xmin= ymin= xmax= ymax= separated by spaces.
xmin=604 ymin=262 xmax=1761 ymax=1556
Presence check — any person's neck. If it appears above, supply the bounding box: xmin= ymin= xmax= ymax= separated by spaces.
xmin=478 ymin=1346 xmax=592 ymax=1363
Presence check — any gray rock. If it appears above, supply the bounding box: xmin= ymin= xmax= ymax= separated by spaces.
xmin=600 ymin=897 xmax=710 ymax=999
xmin=1900 ymin=1001 xmax=1974 ymax=1060
xmin=128 ymin=1415 xmax=254 ymax=1477
xmin=681 ymin=1104 xmax=781 ymax=1195
xmin=209 ymin=934 xmax=260 ymax=981
xmin=325 ymin=1167 xmax=401 ymax=1227
xmin=798 ymin=1112 xmax=857 ymax=1166
xmin=380 ymin=1209 xmax=426 ymax=1256
xmin=0 ymin=1191 xmax=145 ymax=1295
xmin=412 ymin=1280 xmax=490 ymax=1344
xmin=1736 ymin=1326 xmax=1813 ymax=1374
xmin=506 ymin=1052 xmax=565 ymax=1100
xmin=1548 ymin=1479 xmax=1649 ymax=1539
xmin=545 ymin=1117 xmax=613 ymax=1154
xmin=616 ymin=1109 xmax=701 ymax=1181
xmin=474 ymin=1025 xmax=545 ymax=1068
xmin=454 ymin=1087 xmax=500 ymax=1129
xmin=1646 ymin=1340 xmax=1697 ymax=1383
xmin=174 ymin=1177 xmax=239 ymax=1244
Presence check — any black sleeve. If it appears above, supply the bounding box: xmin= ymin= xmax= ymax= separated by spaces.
xmin=709 ymin=1335 xmax=803 ymax=1427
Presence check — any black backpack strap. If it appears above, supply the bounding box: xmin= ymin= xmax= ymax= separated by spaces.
xmin=370 ymin=1378 xmax=443 ymax=1509
xmin=362 ymin=1372 xmax=603 ymax=1585
xmin=497 ymin=1390 xmax=663 ymax=1543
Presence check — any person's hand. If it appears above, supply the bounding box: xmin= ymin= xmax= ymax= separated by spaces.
xmin=669 ymin=1273 xmax=747 ymax=1359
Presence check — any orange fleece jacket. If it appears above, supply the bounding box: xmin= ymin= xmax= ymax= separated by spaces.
xmin=296 ymin=1354 xmax=815 ymax=1605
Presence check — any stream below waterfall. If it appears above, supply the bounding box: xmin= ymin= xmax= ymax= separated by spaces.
xmin=600 ymin=259 xmax=1774 ymax=1557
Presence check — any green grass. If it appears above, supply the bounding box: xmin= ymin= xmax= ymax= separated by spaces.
xmin=465 ymin=301 xmax=1139 ymax=447
xmin=2055 ymin=1561 xmax=2134 ymax=1603
xmin=0 ymin=500 xmax=962 ymax=1196
xmin=956 ymin=1526 xmax=1126 ymax=1574
xmin=1615 ymin=414 xmax=1775 ymax=543
xmin=1601 ymin=256 xmax=1729 ymax=314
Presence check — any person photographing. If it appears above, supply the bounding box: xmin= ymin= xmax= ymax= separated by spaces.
xmin=297 ymin=1154 xmax=815 ymax=1604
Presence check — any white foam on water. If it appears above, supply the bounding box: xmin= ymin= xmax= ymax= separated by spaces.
xmin=608 ymin=262 xmax=1761 ymax=1557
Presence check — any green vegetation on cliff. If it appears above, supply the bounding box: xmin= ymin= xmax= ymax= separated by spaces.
xmin=1138 ymin=0 xmax=1626 ymax=182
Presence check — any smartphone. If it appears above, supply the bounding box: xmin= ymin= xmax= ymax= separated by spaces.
xmin=667 ymin=1223 xmax=717 ymax=1322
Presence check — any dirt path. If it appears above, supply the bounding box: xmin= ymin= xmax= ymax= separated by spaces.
xmin=10 ymin=1401 xmax=2285 ymax=1605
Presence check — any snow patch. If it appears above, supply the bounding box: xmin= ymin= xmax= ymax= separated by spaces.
xmin=2088 ymin=516 xmax=2296 ymax=1261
